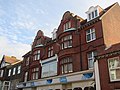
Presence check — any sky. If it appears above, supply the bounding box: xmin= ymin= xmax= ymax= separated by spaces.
xmin=0 ymin=0 xmax=120 ymax=60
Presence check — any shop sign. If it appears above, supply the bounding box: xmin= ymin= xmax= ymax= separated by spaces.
xmin=59 ymin=76 xmax=67 ymax=83
xmin=81 ymin=73 xmax=93 ymax=80
xmin=46 ymin=79 xmax=53 ymax=84
xmin=31 ymin=82 xmax=35 ymax=86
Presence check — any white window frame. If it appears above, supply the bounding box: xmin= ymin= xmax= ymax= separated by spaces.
xmin=41 ymin=60 xmax=57 ymax=78
xmin=8 ymin=69 xmax=11 ymax=76
xmin=64 ymin=21 xmax=71 ymax=31
xmin=24 ymin=72 xmax=28 ymax=82
xmin=17 ymin=66 xmax=21 ymax=74
xmin=87 ymin=51 xmax=97 ymax=69
xmin=88 ymin=9 xmax=98 ymax=21
xmin=108 ymin=57 xmax=120 ymax=82
xmin=2 ymin=81 xmax=10 ymax=90
xmin=86 ymin=28 xmax=96 ymax=42
xmin=13 ymin=67 xmax=16 ymax=75
xmin=0 ymin=70 xmax=4 ymax=77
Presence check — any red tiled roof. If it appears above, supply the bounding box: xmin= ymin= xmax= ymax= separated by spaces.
xmin=4 ymin=56 xmax=20 ymax=64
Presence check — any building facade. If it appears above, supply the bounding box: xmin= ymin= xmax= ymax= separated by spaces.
xmin=17 ymin=2 xmax=120 ymax=90
xmin=0 ymin=55 xmax=22 ymax=90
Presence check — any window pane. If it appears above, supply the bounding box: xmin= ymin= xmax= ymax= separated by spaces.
xmin=92 ymin=12 xmax=94 ymax=18
xmin=89 ymin=13 xmax=91 ymax=20
xmin=68 ymin=63 xmax=73 ymax=72
xmin=64 ymin=64 xmax=68 ymax=73
xmin=87 ymin=34 xmax=91 ymax=41
xmin=95 ymin=10 xmax=98 ymax=17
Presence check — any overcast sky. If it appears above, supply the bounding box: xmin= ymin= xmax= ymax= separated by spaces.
xmin=0 ymin=0 xmax=120 ymax=60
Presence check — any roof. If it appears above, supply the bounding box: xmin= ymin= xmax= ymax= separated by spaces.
xmin=80 ymin=2 xmax=118 ymax=29
xmin=4 ymin=56 xmax=20 ymax=64
xmin=95 ymin=43 xmax=120 ymax=60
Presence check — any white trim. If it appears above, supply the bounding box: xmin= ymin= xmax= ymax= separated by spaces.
xmin=41 ymin=54 xmax=58 ymax=66
xmin=94 ymin=60 xmax=101 ymax=90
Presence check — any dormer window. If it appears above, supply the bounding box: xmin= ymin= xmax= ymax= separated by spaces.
xmin=88 ymin=9 xmax=98 ymax=21
xmin=64 ymin=21 xmax=71 ymax=31
xmin=86 ymin=6 xmax=102 ymax=21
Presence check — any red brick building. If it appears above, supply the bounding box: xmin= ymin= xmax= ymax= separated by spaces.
xmin=17 ymin=2 xmax=120 ymax=90
xmin=95 ymin=43 xmax=120 ymax=90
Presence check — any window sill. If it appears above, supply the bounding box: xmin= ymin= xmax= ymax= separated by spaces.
xmin=64 ymin=28 xmax=76 ymax=32
xmin=87 ymin=38 xmax=96 ymax=43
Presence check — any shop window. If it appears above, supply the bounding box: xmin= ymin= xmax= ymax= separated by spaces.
xmin=48 ymin=46 xmax=53 ymax=57
xmin=32 ymin=68 xmax=39 ymax=80
xmin=60 ymin=57 xmax=73 ymax=74
xmin=87 ymin=51 xmax=97 ymax=69
xmin=61 ymin=35 xmax=72 ymax=49
xmin=84 ymin=86 xmax=95 ymax=90
xmin=42 ymin=59 xmax=57 ymax=77
xmin=33 ymin=50 xmax=40 ymax=60
xmin=73 ymin=87 xmax=82 ymax=90
xmin=108 ymin=57 xmax=120 ymax=81
xmin=86 ymin=28 xmax=96 ymax=42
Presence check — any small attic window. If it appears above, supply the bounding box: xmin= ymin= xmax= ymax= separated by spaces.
xmin=88 ymin=9 xmax=98 ymax=21
xmin=86 ymin=6 xmax=100 ymax=21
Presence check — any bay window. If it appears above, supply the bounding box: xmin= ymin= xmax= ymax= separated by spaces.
xmin=33 ymin=50 xmax=40 ymax=60
xmin=31 ymin=68 xmax=39 ymax=80
xmin=60 ymin=57 xmax=73 ymax=74
xmin=64 ymin=21 xmax=71 ymax=31
xmin=61 ymin=35 xmax=72 ymax=49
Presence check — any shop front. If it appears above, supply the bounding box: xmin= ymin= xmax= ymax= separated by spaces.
xmin=17 ymin=70 xmax=95 ymax=90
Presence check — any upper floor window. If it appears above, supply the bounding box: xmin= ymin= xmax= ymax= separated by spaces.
xmin=17 ymin=66 xmax=21 ymax=74
xmin=87 ymin=51 xmax=97 ymax=69
xmin=61 ymin=35 xmax=72 ymax=49
xmin=0 ymin=70 xmax=4 ymax=77
xmin=24 ymin=72 xmax=28 ymax=82
xmin=36 ymin=38 xmax=42 ymax=46
xmin=8 ymin=69 xmax=11 ymax=76
xmin=60 ymin=57 xmax=73 ymax=74
xmin=48 ymin=46 xmax=53 ymax=57
xmin=33 ymin=50 xmax=40 ymax=60
xmin=31 ymin=68 xmax=39 ymax=80
xmin=26 ymin=57 xmax=29 ymax=66
xmin=41 ymin=59 xmax=57 ymax=78
xmin=86 ymin=28 xmax=96 ymax=42
xmin=64 ymin=21 xmax=71 ymax=31
xmin=88 ymin=9 xmax=98 ymax=21
xmin=13 ymin=67 xmax=16 ymax=75
xmin=108 ymin=57 xmax=120 ymax=81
